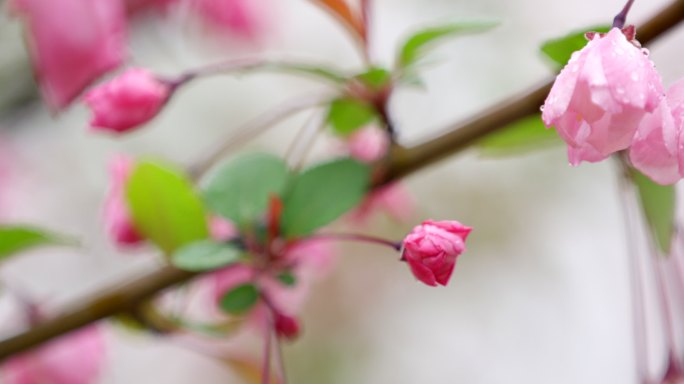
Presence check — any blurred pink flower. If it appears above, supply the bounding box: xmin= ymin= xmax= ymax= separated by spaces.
xmin=9 ymin=0 xmax=127 ymax=110
xmin=541 ymin=27 xmax=664 ymax=165
xmin=84 ymin=68 xmax=171 ymax=134
xmin=2 ymin=326 xmax=106 ymax=384
xmin=189 ymin=0 xmax=268 ymax=38
xmin=208 ymin=238 xmax=336 ymax=327
xmin=209 ymin=216 xmax=238 ymax=241
xmin=348 ymin=183 xmax=414 ymax=224
xmin=124 ymin=0 xmax=175 ymax=14
xmin=104 ymin=155 xmax=144 ymax=246
xmin=629 ymin=79 xmax=684 ymax=185
xmin=347 ymin=125 xmax=389 ymax=163
xmin=402 ymin=220 xmax=471 ymax=287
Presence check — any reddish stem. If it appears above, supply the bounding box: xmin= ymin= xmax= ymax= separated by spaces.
xmin=261 ymin=310 xmax=273 ymax=384
xmin=308 ymin=233 xmax=402 ymax=251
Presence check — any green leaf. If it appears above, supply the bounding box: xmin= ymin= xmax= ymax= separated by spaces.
xmin=327 ymin=98 xmax=378 ymax=135
xmin=355 ymin=67 xmax=392 ymax=90
xmin=203 ymin=153 xmax=289 ymax=228
xmin=632 ymin=170 xmax=676 ymax=254
xmin=0 ymin=226 xmax=75 ymax=261
xmin=398 ymin=21 xmax=499 ymax=69
xmin=277 ymin=272 xmax=297 ymax=287
xmin=540 ymin=25 xmax=610 ymax=68
xmin=220 ymin=283 xmax=260 ymax=315
xmin=478 ymin=115 xmax=562 ymax=156
xmin=171 ymin=240 xmax=242 ymax=272
xmin=126 ymin=161 xmax=208 ymax=255
xmin=281 ymin=158 xmax=370 ymax=238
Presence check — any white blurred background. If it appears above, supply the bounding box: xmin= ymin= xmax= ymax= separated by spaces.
xmin=1 ymin=0 xmax=684 ymax=382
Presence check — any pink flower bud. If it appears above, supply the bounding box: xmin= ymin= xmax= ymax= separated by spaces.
xmin=190 ymin=0 xmax=269 ymax=39
xmin=542 ymin=28 xmax=664 ymax=165
xmin=274 ymin=312 xmax=300 ymax=340
xmin=402 ymin=220 xmax=472 ymax=287
xmin=629 ymin=78 xmax=684 ymax=185
xmin=348 ymin=125 xmax=390 ymax=163
xmin=2 ymin=325 xmax=106 ymax=384
xmin=209 ymin=216 xmax=238 ymax=241
xmin=9 ymin=0 xmax=127 ymax=110
xmin=104 ymin=155 xmax=144 ymax=246
xmin=84 ymin=68 xmax=171 ymax=134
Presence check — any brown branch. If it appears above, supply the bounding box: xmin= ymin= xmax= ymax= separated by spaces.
xmin=1 ymin=0 xmax=684 ymax=362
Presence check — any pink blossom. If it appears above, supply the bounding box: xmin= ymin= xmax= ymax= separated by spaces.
xmin=402 ymin=220 xmax=471 ymax=287
xmin=124 ymin=0 xmax=175 ymax=14
xmin=189 ymin=0 xmax=267 ymax=38
xmin=629 ymin=79 xmax=684 ymax=185
xmin=104 ymin=155 xmax=144 ymax=246
xmin=9 ymin=0 xmax=127 ymax=110
xmin=208 ymin=239 xmax=336 ymax=320
xmin=84 ymin=68 xmax=171 ymax=134
xmin=348 ymin=126 xmax=390 ymax=163
xmin=349 ymin=183 xmax=414 ymax=224
xmin=209 ymin=216 xmax=238 ymax=241
xmin=542 ymin=28 xmax=664 ymax=165
xmin=2 ymin=326 xmax=106 ymax=384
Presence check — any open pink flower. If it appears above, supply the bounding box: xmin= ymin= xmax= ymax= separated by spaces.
xmin=542 ymin=27 xmax=664 ymax=165
xmin=2 ymin=326 xmax=106 ymax=384
xmin=9 ymin=0 xmax=127 ymax=110
xmin=629 ymin=79 xmax=684 ymax=185
xmin=84 ymin=68 xmax=171 ymax=134
xmin=402 ymin=220 xmax=471 ymax=287
xmin=104 ymin=155 xmax=143 ymax=246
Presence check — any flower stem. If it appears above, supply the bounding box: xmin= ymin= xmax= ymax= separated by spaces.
xmin=613 ymin=0 xmax=635 ymax=29
xmin=261 ymin=311 xmax=273 ymax=384
xmin=308 ymin=233 xmax=402 ymax=251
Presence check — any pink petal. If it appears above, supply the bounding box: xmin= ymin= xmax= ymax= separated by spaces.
xmin=10 ymin=0 xmax=127 ymax=110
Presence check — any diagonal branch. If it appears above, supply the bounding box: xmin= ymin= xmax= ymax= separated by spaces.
xmin=1 ymin=0 xmax=683 ymax=362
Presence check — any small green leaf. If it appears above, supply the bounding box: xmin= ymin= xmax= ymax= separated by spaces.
xmin=220 ymin=284 xmax=260 ymax=315
xmin=0 ymin=226 xmax=75 ymax=260
xmin=540 ymin=25 xmax=610 ymax=68
xmin=478 ymin=115 xmax=562 ymax=156
xmin=281 ymin=158 xmax=370 ymax=238
xmin=171 ymin=240 xmax=241 ymax=272
xmin=327 ymin=98 xmax=378 ymax=135
xmin=277 ymin=272 xmax=297 ymax=287
xmin=126 ymin=161 xmax=208 ymax=255
xmin=398 ymin=21 xmax=499 ymax=69
xmin=203 ymin=153 xmax=289 ymax=228
xmin=355 ymin=67 xmax=392 ymax=90
xmin=632 ymin=170 xmax=676 ymax=254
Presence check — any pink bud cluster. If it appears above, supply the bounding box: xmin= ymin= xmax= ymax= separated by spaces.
xmin=542 ymin=27 xmax=684 ymax=184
